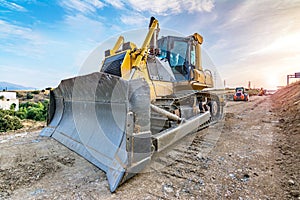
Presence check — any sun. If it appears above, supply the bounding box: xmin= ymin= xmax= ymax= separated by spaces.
xmin=266 ymin=76 xmax=279 ymax=89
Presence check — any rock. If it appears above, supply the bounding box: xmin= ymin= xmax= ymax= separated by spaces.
xmin=279 ymin=118 xmax=285 ymax=123
xmin=241 ymin=174 xmax=250 ymax=182
xmin=31 ymin=188 xmax=45 ymax=196
xmin=162 ymin=184 xmax=174 ymax=193
xmin=288 ymin=179 xmax=295 ymax=185
xmin=144 ymin=196 xmax=152 ymax=200
xmin=291 ymin=190 xmax=300 ymax=197
xmin=225 ymin=112 xmax=235 ymax=119
xmin=199 ymin=179 xmax=205 ymax=186
xmin=294 ymin=100 xmax=300 ymax=105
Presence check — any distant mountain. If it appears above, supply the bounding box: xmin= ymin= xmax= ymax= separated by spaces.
xmin=0 ymin=82 xmax=35 ymax=91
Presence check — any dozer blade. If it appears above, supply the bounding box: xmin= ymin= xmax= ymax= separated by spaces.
xmin=40 ymin=72 xmax=152 ymax=192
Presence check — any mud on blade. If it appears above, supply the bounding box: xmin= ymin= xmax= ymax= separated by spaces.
xmin=41 ymin=72 xmax=151 ymax=192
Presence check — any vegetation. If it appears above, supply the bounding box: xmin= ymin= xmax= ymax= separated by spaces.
xmin=0 ymin=100 xmax=49 ymax=132
xmin=16 ymin=92 xmax=23 ymax=98
xmin=10 ymin=103 xmax=16 ymax=110
xmin=26 ymin=92 xmax=34 ymax=99
xmin=18 ymin=101 xmax=49 ymax=121
xmin=32 ymin=90 xmax=40 ymax=94
xmin=0 ymin=111 xmax=23 ymax=132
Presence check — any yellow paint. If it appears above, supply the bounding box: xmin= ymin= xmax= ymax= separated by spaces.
xmin=112 ymin=36 xmax=124 ymax=54
xmin=108 ymin=19 xmax=213 ymax=102
xmin=152 ymin=81 xmax=173 ymax=97
xmin=193 ymin=33 xmax=203 ymax=44
xmin=193 ymin=69 xmax=206 ymax=84
xmin=120 ymin=51 xmax=132 ymax=79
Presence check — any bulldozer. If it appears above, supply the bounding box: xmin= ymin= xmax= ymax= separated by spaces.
xmin=41 ymin=17 xmax=224 ymax=192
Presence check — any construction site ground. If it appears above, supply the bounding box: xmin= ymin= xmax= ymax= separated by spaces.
xmin=0 ymin=82 xmax=299 ymax=199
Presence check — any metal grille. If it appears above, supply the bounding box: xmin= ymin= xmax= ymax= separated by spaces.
xmin=101 ymin=52 xmax=126 ymax=77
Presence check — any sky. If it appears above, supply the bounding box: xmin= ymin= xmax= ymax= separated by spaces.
xmin=0 ymin=0 xmax=300 ymax=89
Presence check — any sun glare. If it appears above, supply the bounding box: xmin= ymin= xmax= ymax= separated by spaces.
xmin=266 ymin=76 xmax=279 ymax=89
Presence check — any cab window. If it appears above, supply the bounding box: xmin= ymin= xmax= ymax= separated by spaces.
xmin=190 ymin=44 xmax=196 ymax=66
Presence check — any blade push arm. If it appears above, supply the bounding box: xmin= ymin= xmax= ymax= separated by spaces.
xmin=132 ymin=18 xmax=159 ymax=69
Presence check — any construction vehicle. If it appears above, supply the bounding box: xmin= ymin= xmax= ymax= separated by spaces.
xmin=41 ymin=17 xmax=224 ymax=192
xmin=233 ymin=87 xmax=249 ymax=101
xmin=258 ymin=87 xmax=266 ymax=96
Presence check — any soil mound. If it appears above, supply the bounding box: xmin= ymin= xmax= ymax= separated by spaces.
xmin=272 ymin=81 xmax=300 ymax=199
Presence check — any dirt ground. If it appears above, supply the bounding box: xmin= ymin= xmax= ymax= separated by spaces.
xmin=0 ymin=83 xmax=299 ymax=200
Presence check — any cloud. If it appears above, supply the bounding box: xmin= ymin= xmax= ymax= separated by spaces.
xmin=64 ymin=13 xmax=103 ymax=30
xmin=0 ymin=19 xmax=46 ymax=57
xmin=250 ymin=31 xmax=300 ymax=57
xmin=0 ymin=0 xmax=27 ymax=12
xmin=0 ymin=64 xmax=73 ymax=88
xmin=204 ymin=0 xmax=300 ymax=88
xmin=0 ymin=20 xmax=35 ymax=40
xmin=60 ymin=0 xmax=105 ymax=14
xmin=126 ymin=0 xmax=215 ymax=15
xmin=61 ymin=13 xmax=106 ymax=43
xmin=103 ymin=0 xmax=124 ymax=9
xmin=210 ymin=1 xmax=300 ymax=61
xmin=120 ymin=13 xmax=148 ymax=26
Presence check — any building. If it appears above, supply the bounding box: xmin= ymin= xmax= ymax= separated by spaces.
xmin=0 ymin=92 xmax=19 ymax=111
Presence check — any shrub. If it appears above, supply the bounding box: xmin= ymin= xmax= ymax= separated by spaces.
xmin=0 ymin=114 xmax=23 ymax=132
xmin=19 ymin=101 xmax=47 ymax=121
xmin=27 ymin=107 xmax=45 ymax=121
xmin=16 ymin=92 xmax=23 ymax=98
xmin=0 ymin=95 xmax=4 ymax=100
xmin=20 ymin=102 xmax=35 ymax=108
xmin=32 ymin=90 xmax=40 ymax=94
xmin=0 ymin=100 xmax=49 ymax=132
xmin=0 ymin=109 xmax=15 ymax=116
xmin=10 ymin=103 xmax=16 ymax=110
xmin=26 ymin=93 xmax=34 ymax=99
xmin=16 ymin=111 xmax=27 ymax=120
xmin=0 ymin=99 xmax=49 ymax=132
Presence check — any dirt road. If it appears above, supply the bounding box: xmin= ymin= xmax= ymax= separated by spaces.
xmin=0 ymin=95 xmax=298 ymax=199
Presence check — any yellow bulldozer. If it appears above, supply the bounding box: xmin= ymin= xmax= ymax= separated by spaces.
xmin=41 ymin=17 xmax=224 ymax=192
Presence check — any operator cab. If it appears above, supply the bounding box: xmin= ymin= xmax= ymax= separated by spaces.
xmin=158 ymin=36 xmax=197 ymax=81
xmin=235 ymin=87 xmax=245 ymax=93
